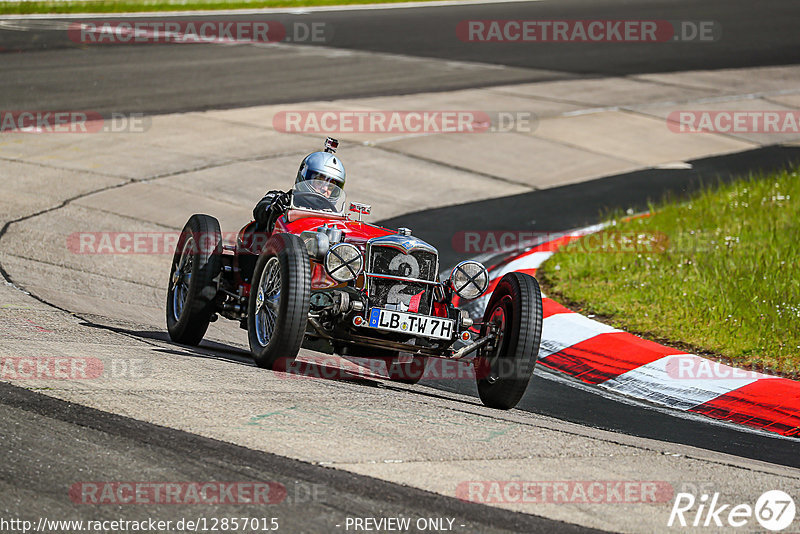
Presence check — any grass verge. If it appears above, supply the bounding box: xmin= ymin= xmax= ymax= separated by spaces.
xmin=0 ymin=0 xmax=433 ymax=15
xmin=538 ymin=167 xmax=800 ymax=377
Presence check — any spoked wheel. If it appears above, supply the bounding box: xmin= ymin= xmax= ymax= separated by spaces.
xmin=166 ymin=214 xmax=222 ymax=345
xmin=475 ymin=272 xmax=543 ymax=409
xmin=171 ymin=238 xmax=194 ymax=320
xmin=248 ymin=233 xmax=311 ymax=369
xmin=253 ymin=257 xmax=281 ymax=347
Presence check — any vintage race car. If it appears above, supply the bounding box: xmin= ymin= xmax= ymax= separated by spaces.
xmin=166 ymin=172 xmax=543 ymax=409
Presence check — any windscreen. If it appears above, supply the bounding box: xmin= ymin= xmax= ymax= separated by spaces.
xmin=291 ymin=180 xmax=347 ymax=215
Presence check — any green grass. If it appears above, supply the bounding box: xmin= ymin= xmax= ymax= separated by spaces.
xmin=0 ymin=0 xmax=431 ymax=14
xmin=539 ymin=167 xmax=800 ymax=377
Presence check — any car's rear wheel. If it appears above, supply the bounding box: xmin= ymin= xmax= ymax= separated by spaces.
xmin=248 ymin=233 xmax=311 ymax=369
xmin=475 ymin=272 xmax=543 ymax=409
xmin=166 ymin=214 xmax=222 ymax=345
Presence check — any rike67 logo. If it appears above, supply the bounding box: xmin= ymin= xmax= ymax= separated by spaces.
xmin=669 ymin=490 xmax=796 ymax=531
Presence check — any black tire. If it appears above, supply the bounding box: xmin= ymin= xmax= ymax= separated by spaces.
xmin=166 ymin=214 xmax=222 ymax=345
xmin=385 ymin=354 xmax=427 ymax=384
xmin=248 ymin=233 xmax=311 ymax=369
xmin=475 ymin=272 xmax=543 ymax=410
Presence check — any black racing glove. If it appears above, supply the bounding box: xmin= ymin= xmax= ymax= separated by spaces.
xmin=253 ymin=190 xmax=291 ymax=232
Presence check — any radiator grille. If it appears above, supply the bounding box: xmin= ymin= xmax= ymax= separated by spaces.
xmin=368 ymin=246 xmax=438 ymax=314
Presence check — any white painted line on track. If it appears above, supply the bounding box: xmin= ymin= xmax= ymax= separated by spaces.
xmin=0 ymin=0 xmax=545 ymax=19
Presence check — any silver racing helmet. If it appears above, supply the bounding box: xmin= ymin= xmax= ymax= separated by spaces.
xmin=294 ymin=138 xmax=346 ymax=207
xmin=296 ymin=151 xmax=345 ymax=194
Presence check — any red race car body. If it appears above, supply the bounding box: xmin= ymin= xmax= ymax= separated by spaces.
xmin=166 ymin=142 xmax=543 ymax=409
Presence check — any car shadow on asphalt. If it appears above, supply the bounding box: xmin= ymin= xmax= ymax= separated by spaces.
xmin=78 ymin=319 xmax=485 ymax=407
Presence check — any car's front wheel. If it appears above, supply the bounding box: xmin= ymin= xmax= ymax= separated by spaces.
xmin=475 ymin=272 xmax=543 ymax=409
xmin=248 ymin=233 xmax=311 ymax=369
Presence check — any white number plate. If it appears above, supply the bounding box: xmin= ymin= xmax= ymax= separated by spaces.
xmin=367 ymin=308 xmax=455 ymax=340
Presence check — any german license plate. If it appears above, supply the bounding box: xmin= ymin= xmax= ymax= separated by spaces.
xmin=367 ymin=308 xmax=455 ymax=340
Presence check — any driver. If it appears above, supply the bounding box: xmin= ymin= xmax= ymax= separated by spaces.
xmin=253 ymin=137 xmax=345 ymax=233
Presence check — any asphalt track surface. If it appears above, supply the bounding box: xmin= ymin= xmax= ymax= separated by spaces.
xmin=1 ymin=0 xmax=799 ymax=114
xmin=2 ymin=148 xmax=798 ymax=529
xmin=0 ymin=381 xmax=597 ymax=533
xmin=3 ymin=0 xmax=800 ymax=529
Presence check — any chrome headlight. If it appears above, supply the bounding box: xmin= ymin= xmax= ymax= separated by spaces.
xmin=325 ymin=243 xmax=363 ymax=282
xmin=451 ymin=261 xmax=489 ymax=300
